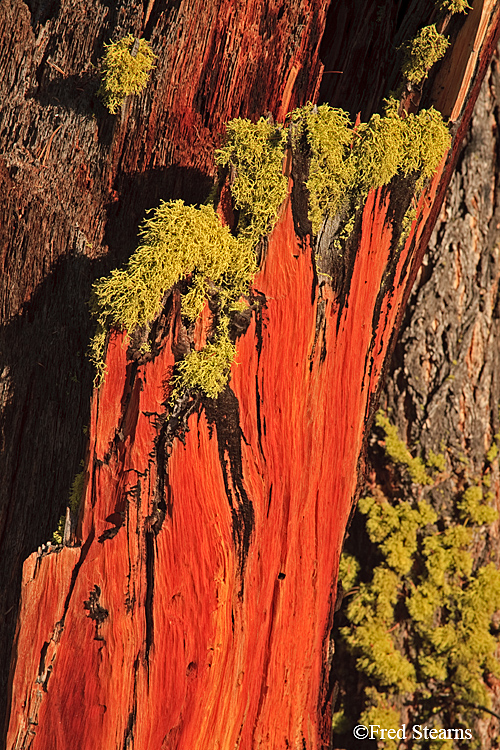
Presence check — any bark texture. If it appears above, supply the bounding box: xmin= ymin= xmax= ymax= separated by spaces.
xmin=2 ymin=0 xmax=500 ymax=748
xmin=376 ymin=47 xmax=500 ymax=747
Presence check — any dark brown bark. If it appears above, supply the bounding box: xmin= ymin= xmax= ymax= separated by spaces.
xmin=381 ymin=48 xmax=500 ymax=746
xmin=1 ymin=0 xmax=500 ymax=747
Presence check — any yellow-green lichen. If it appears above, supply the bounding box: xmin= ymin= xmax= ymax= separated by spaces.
xmin=52 ymin=516 xmax=65 ymax=545
xmin=402 ymin=25 xmax=450 ymax=86
xmin=437 ymin=0 xmax=471 ymax=12
xmin=292 ymin=99 xmax=450 ymax=232
xmin=457 ymin=485 xmax=498 ymax=525
xmin=214 ymin=116 xmax=288 ymax=251
xmin=69 ymin=470 xmax=85 ymax=513
xmin=89 ymin=199 xmax=255 ymax=390
xmin=89 ymin=101 xmax=450 ymax=398
xmin=170 ymin=318 xmax=235 ymax=401
xmin=335 ymin=419 xmax=500 ymax=747
xmin=291 ymin=104 xmax=355 ymax=231
xmin=375 ymin=410 xmax=433 ymax=485
xmin=98 ymin=34 xmax=156 ymax=114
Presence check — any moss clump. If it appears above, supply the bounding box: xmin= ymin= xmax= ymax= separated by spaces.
xmin=375 ymin=411 xmax=434 ymax=485
xmin=69 ymin=470 xmax=85 ymax=513
xmin=90 ymin=200 xmax=255 ymax=388
xmin=402 ymin=25 xmax=450 ymax=85
xmin=292 ymin=99 xmax=450 ymax=232
xmin=98 ymin=34 xmax=156 ymax=114
xmin=215 ymin=117 xmax=288 ymax=251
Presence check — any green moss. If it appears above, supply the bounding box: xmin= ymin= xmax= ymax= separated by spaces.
xmin=69 ymin=470 xmax=85 ymax=513
xmin=375 ymin=411 xmax=433 ymax=485
xmin=402 ymin=25 xmax=450 ymax=85
xmin=214 ymin=117 xmax=288 ymax=251
xmin=98 ymin=35 xmax=156 ymax=114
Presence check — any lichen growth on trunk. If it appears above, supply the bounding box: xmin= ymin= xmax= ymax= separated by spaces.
xmin=334 ymin=415 xmax=500 ymax=749
xmin=401 ymin=25 xmax=450 ymax=86
xmin=89 ymin=200 xmax=255 ymax=391
xmin=89 ymin=97 xmax=450 ymax=397
xmin=214 ymin=116 xmax=288 ymax=251
xmin=292 ymin=98 xmax=451 ymax=233
xmin=98 ymin=35 xmax=156 ymax=114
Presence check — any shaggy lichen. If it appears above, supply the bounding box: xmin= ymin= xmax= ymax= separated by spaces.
xmin=291 ymin=104 xmax=355 ymax=231
xmin=292 ymin=99 xmax=451 ymax=232
xmin=90 ymin=100 xmax=450 ymax=396
xmin=98 ymin=34 xmax=156 ymax=114
xmin=69 ymin=470 xmax=85 ymax=513
xmin=214 ymin=116 xmax=288 ymax=251
xmin=437 ymin=0 xmax=471 ymax=12
xmin=52 ymin=469 xmax=85 ymax=545
xmin=90 ymin=200 xmax=255 ymax=391
xmin=375 ymin=411 xmax=434 ymax=485
xmin=52 ymin=516 xmax=65 ymax=545
xmin=90 ymin=116 xmax=290 ymax=398
xmin=402 ymin=25 xmax=450 ymax=85
xmin=170 ymin=317 xmax=235 ymax=400
xmin=335 ymin=417 xmax=500 ymax=748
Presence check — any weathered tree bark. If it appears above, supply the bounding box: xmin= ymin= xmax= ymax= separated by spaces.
xmin=1 ymin=0 xmax=500 ymax=748
xmin=372 ymin=45 xmax=500 ymax=748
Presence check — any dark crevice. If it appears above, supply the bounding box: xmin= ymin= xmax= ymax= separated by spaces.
xmin=37 ymin=641 xmax=49 ymax=680
xmin=83 ymin=584 xmax=109 ymax=641
xmin=122 ymin=655 xmax=139 ymax=750
xmin=204 ymin=387 xmax=255 ymax=584
xmin=144 ymin=527 xmax=155 ymax=662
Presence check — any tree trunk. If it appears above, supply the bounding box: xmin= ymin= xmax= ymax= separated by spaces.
xmin=2 ymin=1 xmax=500 ymax=748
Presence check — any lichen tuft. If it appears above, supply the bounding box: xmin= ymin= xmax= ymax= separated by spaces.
xmin=98 ymin=34 xmax=156 ymax=114
xmin=401 ymin=25 xmax=450 ymax=85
